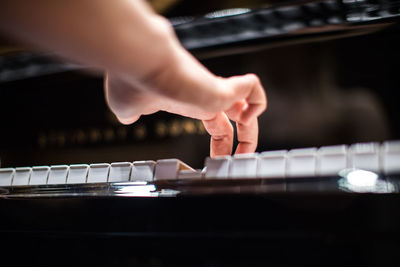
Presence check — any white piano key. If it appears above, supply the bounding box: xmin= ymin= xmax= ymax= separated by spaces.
xmin=0 ymin=168 xmax=14 ymax=186
xmin=87 ymin=163 xmax=110 ymax=183
xmin=287 ymin=148 xmax=317 ymax=177
xmin=229 ymin=153 xmax=258 ymax=178
xmin=67 ymin=164 xmax=89 ymax=184
xmin=258 ymin=150 xmax=287 ymax=178
xmin=12 ymin=167 xmax=32 ymax=186
xmin=154 ymin=159 xmax=194 ymax=180
xmin=30 ymin=166 xmax=50 ymax=185
xmin=349 ymin=142 xmax=380 ymax=172
xmin=109 ymin=162 xmax=132 ymax=182
xmin=178 ymin=169 xmax=203 ymax=179
xmin=317 ymin=145 xmax=348 ymax=176
xmin=205 ymin=156 xmax=231 ymax=179
xmin=131 ymin=161 xmax=156 ymax=182
xmin=382 ymin=140 xmax=400 ymax=175
xmin=48 ymin=165 xmax=69 ymax=184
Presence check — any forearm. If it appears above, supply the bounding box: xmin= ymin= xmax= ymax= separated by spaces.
xmin=0 ymin=0 xmax=265 ymax=124
xmin=0 ymin=0 xmax=175 ymax=79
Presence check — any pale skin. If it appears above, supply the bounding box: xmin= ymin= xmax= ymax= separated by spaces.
xmin=0 ymin=0 xmax=267 ymax=157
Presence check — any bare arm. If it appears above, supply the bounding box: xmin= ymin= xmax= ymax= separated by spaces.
xmin=0 ymin=0 xmax=267 ymax=156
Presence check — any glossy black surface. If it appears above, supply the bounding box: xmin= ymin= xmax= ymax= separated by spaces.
xmin=1 ymin=189 xmax=400 ymax=266
xmin=1 ymin=175 xmax=399 ymax=266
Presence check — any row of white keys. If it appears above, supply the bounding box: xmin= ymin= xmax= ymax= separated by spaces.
xmin=205 ymin=141 xmax=400 ymax=179
xmin=0 ymin=160 xmax=158 ymax=186
xmin=0 ymin=141 xmax=398 ymax=185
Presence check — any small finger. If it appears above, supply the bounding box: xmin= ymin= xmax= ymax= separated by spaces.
xmin=202 ymin=112 xmax=233 ymax=157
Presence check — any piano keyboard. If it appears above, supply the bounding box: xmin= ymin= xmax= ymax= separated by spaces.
xmin=1 ymin=141 xmax=399 ymax=189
